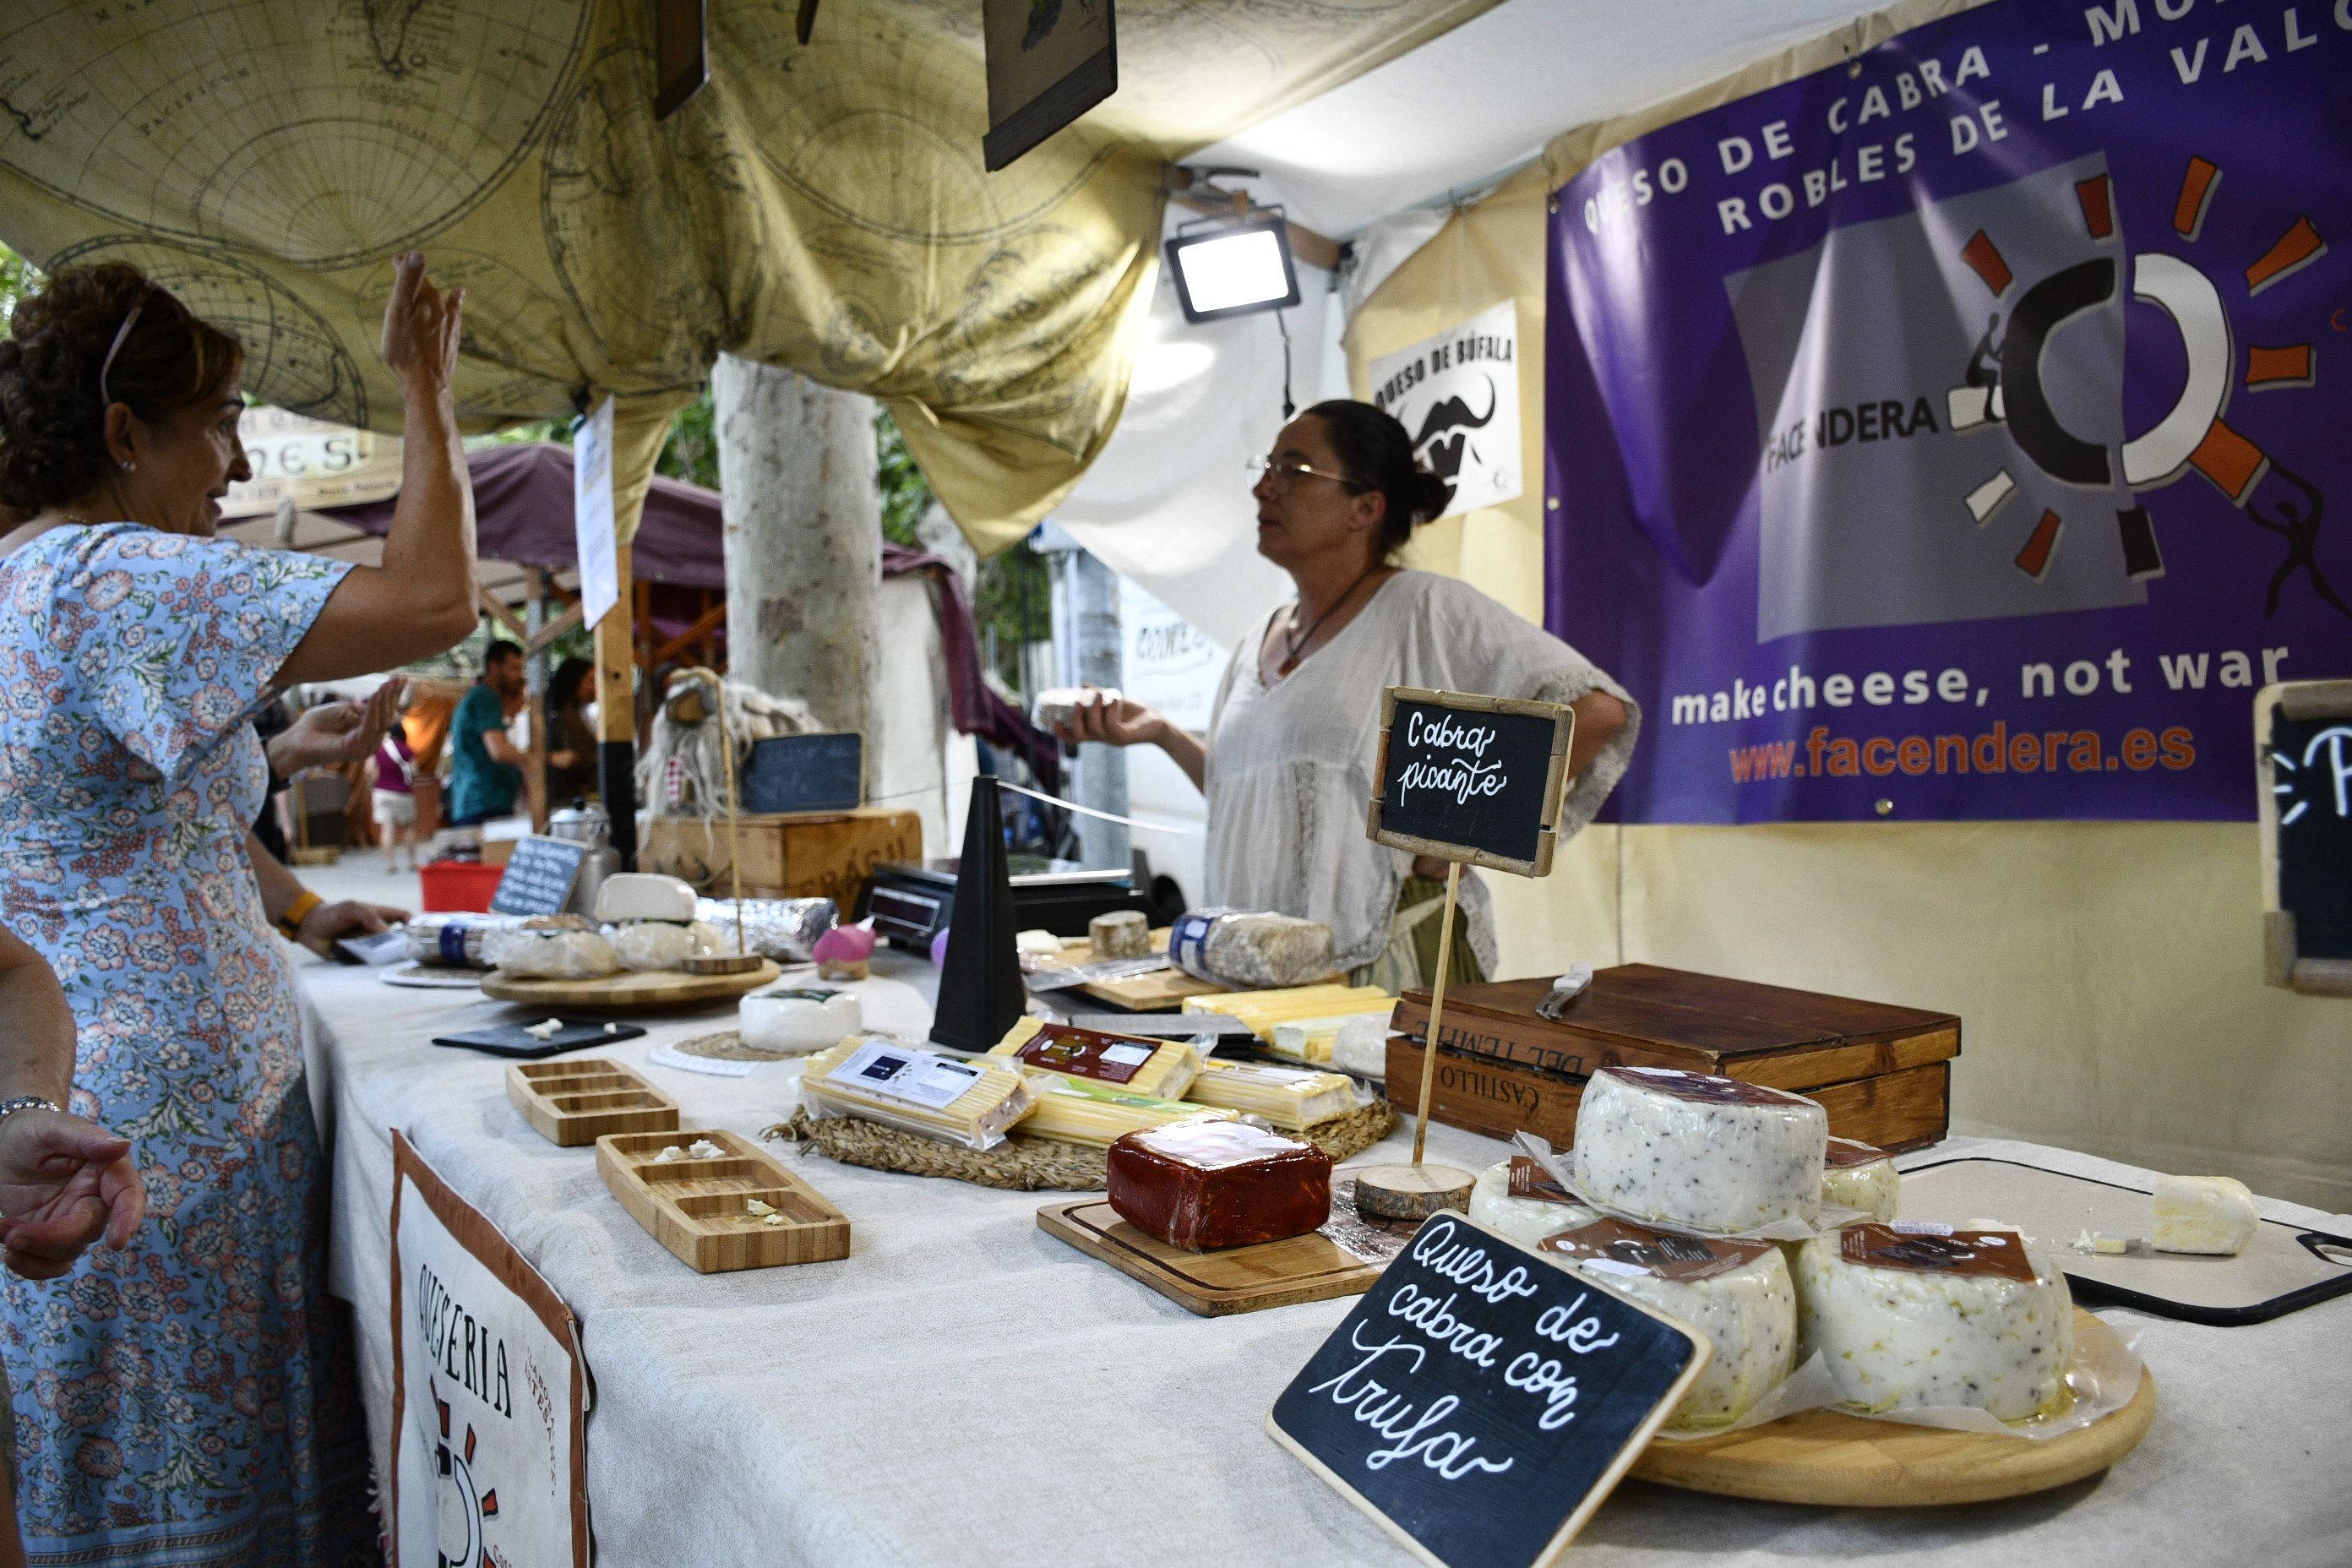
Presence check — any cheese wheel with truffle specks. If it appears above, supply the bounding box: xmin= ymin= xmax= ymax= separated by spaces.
xmin=1573 ymin=1066 xmax=1828 ymax=1233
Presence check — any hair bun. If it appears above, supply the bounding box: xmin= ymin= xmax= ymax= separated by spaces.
xmin=1409 ymin=470 xmax=1454 ymax=524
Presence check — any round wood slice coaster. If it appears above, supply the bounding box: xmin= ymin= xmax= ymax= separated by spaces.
xmin=680 ymin=953 xmax=766 ymax=976
xmin=1352 ymin=1162 xmax=1475 ymax=1222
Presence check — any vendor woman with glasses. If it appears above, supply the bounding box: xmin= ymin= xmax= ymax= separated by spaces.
xmin=1052 ymin=399 xmax=1637 ymax=989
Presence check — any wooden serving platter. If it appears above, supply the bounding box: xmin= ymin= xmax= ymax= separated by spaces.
xmin=481 ymin=959 xmax=781 ymax=1010
xmin=596 ymin=1128 xmax=850 ymax=1273
xmin=506 ymin=1059 xmax=679 ymax=1146
xmin=1037 ymin=1179 xmax=1415 ymax=1315
xmin=1630 ymin=1310 xmax=2155 ymax=1505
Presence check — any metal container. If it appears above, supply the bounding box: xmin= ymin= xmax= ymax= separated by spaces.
xmin=547 ymin=802 xmax=620 ymax=917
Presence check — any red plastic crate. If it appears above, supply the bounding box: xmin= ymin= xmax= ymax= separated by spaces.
xmin=418 ymin=858 xmax=505 ymax=913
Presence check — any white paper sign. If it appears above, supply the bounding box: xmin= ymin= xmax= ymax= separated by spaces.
xmin=1364 ymin=298 xmax=1524 ymax=521
xmin=1118 ymin=576 xmax=1222 ymax=732
xmin=392 ymin=1135 xmax=586 ymax=1568
xmin=574 ymin=395 xmax=619 ymax=629
xmin=220 ymin=406 xmax=404 ymax=519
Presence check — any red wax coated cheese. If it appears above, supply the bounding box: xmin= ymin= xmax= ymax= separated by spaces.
xmin=1106 ymin=1120 xmax=1332 ymax=1252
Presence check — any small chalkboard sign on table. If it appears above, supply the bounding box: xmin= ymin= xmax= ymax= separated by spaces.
xmin=489 ymin=836 xmax=591 ymax=917
xmin=2257 ymin=679 xmax=2352 ymax=997
xmin=740 ymin=732 xmax=863 ymax=817
xmin=1356 ymin=688 xmax=1576 ymax=1218
xmin=1268 ymin=1213 xmax=1706 ymax=1568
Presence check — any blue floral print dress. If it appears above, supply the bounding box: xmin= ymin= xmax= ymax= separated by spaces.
xmin=0 ymin=524 xmax=373 ymax=1565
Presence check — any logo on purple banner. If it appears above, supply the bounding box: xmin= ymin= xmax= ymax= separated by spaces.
xmin=1546 ymin=0 xmax=2349 ymax=822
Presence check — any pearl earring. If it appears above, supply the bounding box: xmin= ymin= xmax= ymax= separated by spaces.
xmin=119 ymin=460 xmax=135 ymax=473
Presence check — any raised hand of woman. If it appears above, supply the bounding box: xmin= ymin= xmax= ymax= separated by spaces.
xmin=378 ymin=251 xmax=464 ymax=401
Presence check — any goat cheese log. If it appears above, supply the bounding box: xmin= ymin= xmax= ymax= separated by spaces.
xmin=1821 ymin=1138 xmax=1902 ymax=1222
xmin=1573 ymin=1067 xmax=1829 ymax=1233
xmin=1794 ymin=1223 xmax=2074 ymax=1421
xmin=1539 ymin=1218 xmax=1801 ymax=1429
xmin=1468 ymin=1157 xmax=1598 ymax=1250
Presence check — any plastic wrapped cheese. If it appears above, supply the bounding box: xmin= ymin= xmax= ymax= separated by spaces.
xmin=988 ymin=1017 xmax=1202 ymax=1101
xmin=1538 ymin=1217 xmax=1799 ymax=1430
xmin=1330 ymin=1013 xmax=1390 ymax=1081
xmin=1794 ymin=1222 xmax=2073 ymax=1421
xmin=1019 ymin=1078 xmax=1235 ymax=1148
xmin=483 ymin=919 xmax=620 ymax=978
xmin=738 ymin=987 xmax=863 ymax=1054
xmin=2152 ymin=1174 xmax=2259 ymax=1255
xmin=1573 ymin=1066 xmax=1828 ymax=1233
xmin=800 ymin=1037 xmax=1035 ymax=1151
xmin=1168 ymin=907 xmax=1336 ymax=989
xmin=1468 ymin=1157 xmax=1598 ymax=1250
xmin=1106 ymin=1120 xmax=1331 ymax=1251
xmin=1821 ymin=1137 xmax=1902 ymax=1223
xmin=606 ymin=919 xmax=725 ymax=972
xmin=1184 ymin=1059 xmax=1356 ymax=1130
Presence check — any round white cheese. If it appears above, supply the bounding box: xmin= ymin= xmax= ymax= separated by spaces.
xmin=595 ymin=872 xmax=699 ymax=924
xmin=1467 ymin=1160 xmax=1597 ymax=1250
xmin=607 ymin=919 xmax=725 ymax=972
xmin=1572 ymin=1067 xmax=1828 ymax=1233
xmin=1794 ymin=1225 xmax=2073 ymax=1421
xmin=1540 ymin=1231 xmax=1799 ymax=1430
xmin=738 ymin=988 xmax=863 ymax=1054
xmin=1821 ymin=1137 xmax=1901 ymax=1222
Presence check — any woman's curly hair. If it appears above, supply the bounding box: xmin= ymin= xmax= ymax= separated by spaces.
xmin=0 ymin=262 xmax=244 ymax=513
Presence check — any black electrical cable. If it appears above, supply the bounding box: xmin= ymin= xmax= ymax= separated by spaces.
xmin=1276 ymin=308 xmax=1295 ymax=419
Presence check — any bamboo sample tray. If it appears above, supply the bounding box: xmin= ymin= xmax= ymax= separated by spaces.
xmin=480 ymin=959 xmax=781 ymax=1010
xmin=596 ymin=1128 xmax=850 ymax=1273
xmin=506 ymin=1059 xmax=679 ymax=1146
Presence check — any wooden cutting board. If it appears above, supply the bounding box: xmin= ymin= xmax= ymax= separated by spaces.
xmin=596 ymin=1127 xmax=849 ymax=1272
xmin=1025 ymin=934 xmax=1222 ymax=1010
xmin=480 ymin=959 xmax=781 ymax=1010
xmin=1630 ymin=1310 xmax=2154 ymax=1505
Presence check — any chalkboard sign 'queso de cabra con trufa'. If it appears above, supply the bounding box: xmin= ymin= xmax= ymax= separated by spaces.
xmin=1368 ymin=689 xmax=1576 ymax=878
xmin=1267 ymin=1213 xmax=1706 ymax=1568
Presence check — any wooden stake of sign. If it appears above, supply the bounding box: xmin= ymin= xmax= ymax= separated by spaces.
xmin=1355 ymin=688 xmax=1577 ymax=1221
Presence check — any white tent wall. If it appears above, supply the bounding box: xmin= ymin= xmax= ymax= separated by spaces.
xmin=1335 ymin=1 xmax=2351 ymax=1211
xmin=874 ymin=574 xmax=977 ymax=861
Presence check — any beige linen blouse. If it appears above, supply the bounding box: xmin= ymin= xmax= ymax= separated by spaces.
xmin=1203 ymin=570 xmax=1640 ymax=977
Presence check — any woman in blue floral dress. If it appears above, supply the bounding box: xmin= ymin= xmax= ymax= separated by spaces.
xmin=0 ymin=254 xmax=479 ymax=1563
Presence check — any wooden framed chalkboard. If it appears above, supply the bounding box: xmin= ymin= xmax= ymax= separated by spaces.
xmin=2256 ymin=680 xmax=2352 ymax=997
xmin=489 ymin=836 xmax=591 ymax=917
xmin=1267 ymin=1212 xmax=1706 ymax=1568
xmin=1367 ymin=689 xmax=1576 ymax=878
xmin=740 ymin=732 xmax=863 ymax=817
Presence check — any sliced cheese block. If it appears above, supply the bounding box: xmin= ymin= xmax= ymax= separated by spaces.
xmin=1821 ymin=1137 xmax=1901 ymax=1222
xmin=607 ymin=918 xmax=725 ymax=972
xmin=800 ymin=1037 xmax=1035 ymax=1152
xmin=738 ymin=987 xmax=863 ymax=1054
xmin=2152 ymin=1173 xmax=2259 ymax=1255
xmin=1184 ymin=1059 xmax=1355 ymax=1130
xmin=1794 ymin=1223 xmax=2073 ymax=1421
xmin=595 ymin=872 xmax=698 ymax=924
xmin=1019 ymin=1079 xmax=1234 ymax=1149
xmin=1573 ymin=1067 xmax=1828 ymax=1233
xmin=1538 ymin=1218 xmax=1799 ymax=1430
xmin=988 ymin=1017 xmax=1202 ymax=1101
xmin=1467 ymin=1158 xmax=1598 ymax=1250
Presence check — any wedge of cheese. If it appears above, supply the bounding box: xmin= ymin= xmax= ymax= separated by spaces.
xmin=2152 ymin=1174 xmax=2259 ymax=1255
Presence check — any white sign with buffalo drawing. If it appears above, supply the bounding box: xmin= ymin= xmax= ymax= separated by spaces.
xmin=1364 ymin=299 xmax=1523 ymax=521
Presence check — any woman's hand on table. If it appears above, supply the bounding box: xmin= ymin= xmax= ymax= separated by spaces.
xmin=295 ymin=898 xmax=411 ymax=957
xmin=0 ymin=1109 xmax=146 ymax=1280
xmin=1050 ymin=688 xmax=1167 ymax=749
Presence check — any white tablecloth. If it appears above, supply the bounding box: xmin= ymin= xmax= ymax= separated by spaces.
xmin=297 ymin=952 xmax=2352 ymax=1568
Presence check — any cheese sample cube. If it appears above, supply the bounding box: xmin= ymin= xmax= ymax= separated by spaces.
xmin=2152 ymin=1174 xmax=2259 ymax=1255
xmin=1184 ymin=1059 xmax=1356 ymax=1130
xmin=1573 ymin=1067 xmax=1828 ymax=1233
xmin=1468 ymin=1157 xmax=1598 ymax=1250
xmin=1539 ymin=1217 xmax=1799 ymax=1429
xmin=1106 ymin=1120 xmax=1331 ymax=1251
xmin=595 ymin=873 xmax=699 ymax=923
xmin=1794 ymin=1223 xmax=2073 ymax=1421
xmin=988 ymin=1018 xmax=1202 ymax=1101
xmin=1821 ymin=1137 xmax=1901 ymax=1222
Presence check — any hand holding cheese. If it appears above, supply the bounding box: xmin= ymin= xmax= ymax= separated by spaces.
xmin=2151 ymin=1173 xmax=2259 ymax=1255
xmin=1573 ymin=1066 xmax=1828 ymax=1233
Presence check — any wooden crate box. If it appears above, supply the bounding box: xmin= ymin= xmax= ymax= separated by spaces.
xmin=641 ymin=807 xmax=920 ymax=912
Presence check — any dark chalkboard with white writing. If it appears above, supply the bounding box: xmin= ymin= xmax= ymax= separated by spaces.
xmin=1266 ymin=1213 xmax=1704 ymax=1568
xmin=489 ymin=836 xmax=590 ymax=917
xmin=2257 ymin=681 xmax=2352 ymax=997
xmin=740 ymin=732 xmax=863 ymax=816
xmin=1368 ymin=689 xmax=1576 ymax=877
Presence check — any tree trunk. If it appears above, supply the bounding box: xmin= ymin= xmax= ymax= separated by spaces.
xmin=714 ymin=355 xmax=882 ymax=762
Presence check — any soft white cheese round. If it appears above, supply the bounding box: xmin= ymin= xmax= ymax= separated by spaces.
xmin=484 ymin=926 xmax=619 ymax=978
xmin=1541 ymin=1237 xmax=1799 ymax=1430
xmin=607 ymin=919 xmax=725 ymax=972
xmin=1573 ymin=1067 xmax=1828 ymax=1233
xmin=1468 ymin=1160 xmax=1598 ymax=1250
xmin=595 ymin=872 xmax=699 ymax=924
xmin=738 ymin=988 xmax=863 ymax=1054
xmin=1821 ymin=1138 xmax=1901 ymax=1222
xmin=1794 ymin=1227 xmax=2073 ymax=1421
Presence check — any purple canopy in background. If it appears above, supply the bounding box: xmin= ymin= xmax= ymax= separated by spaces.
xmin=323 ymin=442 xmax=1059 ymax=787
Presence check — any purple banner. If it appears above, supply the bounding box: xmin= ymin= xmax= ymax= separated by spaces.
xmin=1546 ymin=0 xmax=2351 ymax=822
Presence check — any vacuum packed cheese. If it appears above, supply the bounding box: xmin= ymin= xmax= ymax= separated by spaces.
xmin=1020 ymin=1077 xmax=1235 ymax=1148
xmin=595 ymin=873 xmax=700 ymax=923
xmin=1468 ymin=1157 xmax=1598 ymax=1250
xmin=1089 ymin=910 xmax=1151 ymax=959
xmin=1106 ymin=1120 xmax=1332 ymax=1251
xmin=1183 ymin=985 xmax=1390 ymax=1037
xmin=483 ymin=917 xmax=619 ymax=978
xmin=606 ymin=918 xmax=726 ymax=971
xmin=1574 ymin=1066 xmax=1828 ymax=1233
xmin=2152 ymin=1173 xmax=2259 ymax=1255
xmin=1168 ymin=907 xmax=1336 ymax=989
xmin=988 ymin=1017 xmax=1203 ymax=1101
xmin=1184 ymin=1059 xmax=1356 ymax=1130
xmin=1794 ymin=1222 xmax=2073 ymax=1421
xmin=800 ymin=1037 xmax=1035 ymax=1151
xmin=1539 ymin=1217 xmax=1799 ymax=1429
xmin=738 ymin=987 xmax=863 ymax=1054
xmin=1821 ymin=1137 xmax=1902 ymax=1222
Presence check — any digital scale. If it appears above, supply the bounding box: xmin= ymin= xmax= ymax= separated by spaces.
xmin=858 ymin=858 xmax=1154 ymax=950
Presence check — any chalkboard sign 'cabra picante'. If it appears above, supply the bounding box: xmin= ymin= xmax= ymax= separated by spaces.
xmin=1367 ymin=689 xmax=1576 ymax=879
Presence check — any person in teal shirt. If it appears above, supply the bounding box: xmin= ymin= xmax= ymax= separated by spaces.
xmin=448 ymin=639 xmax=527 ymax=825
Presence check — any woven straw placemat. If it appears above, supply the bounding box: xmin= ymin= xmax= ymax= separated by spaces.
xmin=667 ymin=1029 xmax=787 ymax=1063
xmin=763 ymin=1097 xmax=1398 ymax=1192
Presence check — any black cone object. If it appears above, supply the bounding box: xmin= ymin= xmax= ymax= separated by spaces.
xmin=929 ymin=773 xmax=1024 ymax=1052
